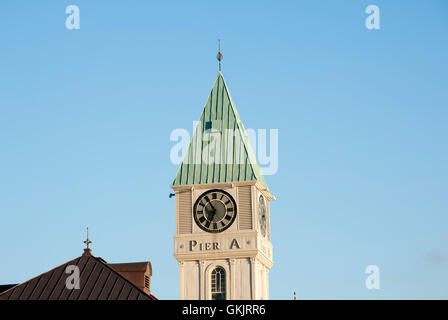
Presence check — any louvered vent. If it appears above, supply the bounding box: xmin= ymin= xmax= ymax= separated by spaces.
xmin=177 ymin=190 xmax=192 ymax=234
xmin=238 ymin=186 xmax=252 ymax=230
xmin=145 ymin=275 xmax=150 ymax=290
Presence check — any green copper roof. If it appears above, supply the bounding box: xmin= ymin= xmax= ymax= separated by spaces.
xmin=172 ymin=72 xmax=268 ymax=189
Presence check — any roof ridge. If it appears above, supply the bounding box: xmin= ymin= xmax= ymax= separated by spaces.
xmin=0 ymin=256 xmax=80 ymax=299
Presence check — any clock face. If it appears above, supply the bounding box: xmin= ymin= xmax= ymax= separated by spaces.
xmin=259 ymin=195 xmax=267 ymax=237
xmin=193 ymin=189 xmax=237 ymax=233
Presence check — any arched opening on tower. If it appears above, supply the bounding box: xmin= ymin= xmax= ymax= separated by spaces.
xmin=211 ymin=266 xmax=226 ymax=300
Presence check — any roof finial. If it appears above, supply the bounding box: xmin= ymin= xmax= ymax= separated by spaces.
xmin=83 ymin=227 xmax=92 ymax=256
xmin=294 ymin=291 xmax=297 ymax=300
xmin=217 ymin=39 xmax=222 ymax=72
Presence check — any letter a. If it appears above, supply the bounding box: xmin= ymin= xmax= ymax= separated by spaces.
xmin=230 ymin=239 xmax=240 ymax=249
xmin=65 ymin=265 xmax=80 ymax=289
xmin=365 ymin=5 xmax=380 ymax=30
xmin=365 ymin=265 xmax=380 ymax=289
xmin=65 ymin=5 xmax=80 ymax=30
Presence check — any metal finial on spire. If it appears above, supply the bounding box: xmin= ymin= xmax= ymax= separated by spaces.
xmin=84 ymin=227 xmax=92 ymax=249
xmin=217 ymin=39 xmax=223 ymax=72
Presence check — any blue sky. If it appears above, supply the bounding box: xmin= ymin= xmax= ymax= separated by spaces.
xmin=0 ymin=0 xmax=447 ymax=299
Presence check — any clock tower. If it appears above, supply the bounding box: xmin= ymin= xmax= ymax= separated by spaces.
xmin=171 ymin=67 xmax=274 ymax=300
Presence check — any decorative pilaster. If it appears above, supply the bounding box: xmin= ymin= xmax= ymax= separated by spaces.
xmin=199 ymin=260 xmax=206 ymax=300
xmin=250 ymin=258 xmax=258 ymax=300
xmin=230 ymin=259 xmax=236 ymax=299
xmin=179 ymin=261 xmax=185 ymax=299
xmin=261 ymin=265 xmax=267 ymax=299
xmin=265 ymin=266 xmax=269 ymax=299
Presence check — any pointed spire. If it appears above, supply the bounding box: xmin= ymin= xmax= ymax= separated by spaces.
xmin=217 ymin=39 xmax=223 ymax=72
xmin=83 ymin=227 xmax=92 ymax=256
xmin=171 ymin=72 xmax=269 ymax=190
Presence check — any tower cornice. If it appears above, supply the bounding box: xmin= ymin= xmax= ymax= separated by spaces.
xmin=171 ymin=180 xmax=275 ymax=201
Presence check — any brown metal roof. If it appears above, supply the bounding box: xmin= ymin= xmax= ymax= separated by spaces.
xmin=0 ymin=254 xmax=157 ymax=300
xmin=0 ymin=285 xmax=17 ymax=294
xmin=108 ymin=261 xmax=152 ymax=274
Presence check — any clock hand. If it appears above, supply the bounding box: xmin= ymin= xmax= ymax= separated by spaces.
xmin=209 ymin=201 xmax=216 ymax=212
xmin=204 ymin=203 xmax=216 ymax=222
xmin=209 ymin=208 xmax=217 ymax=222
xmin=205 ymin=209 xmax=217 ymax=228
xmin=207 ymin=202 xmax=217 ymax=219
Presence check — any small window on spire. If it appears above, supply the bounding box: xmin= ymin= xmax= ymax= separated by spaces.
xmin=205 ymin=121 xmax=212 ymax=130
xmin=205 ymin=120 xmax=222 ymax=131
